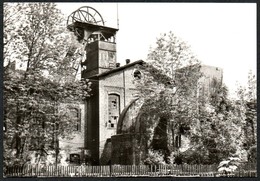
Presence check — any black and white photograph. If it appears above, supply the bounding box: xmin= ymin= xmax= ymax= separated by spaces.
xmin=3 ymin=2 xmax=257 ymax=178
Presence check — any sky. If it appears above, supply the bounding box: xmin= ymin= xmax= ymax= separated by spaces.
xmin=56 ymin=3 xmax=256 ymax=97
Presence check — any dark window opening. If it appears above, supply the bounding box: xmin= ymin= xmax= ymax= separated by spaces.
xmin=70 ymin=154 xmax=80 ymax=164
xmin=133 ymin=70 xmax=142 ymax=79
xmin=108 ymin=94 xmax=120 ymax=129
xmin=175 ymin=135 xmax=181 ymax=148
xmin=69 ymin=108 xmax=81 ymax=132
xmin=151 ymin=118 xmax=168 ymax=150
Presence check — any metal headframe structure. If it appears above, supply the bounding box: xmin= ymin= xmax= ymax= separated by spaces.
xmin=67 ymin=6 xmax=105 ymax=27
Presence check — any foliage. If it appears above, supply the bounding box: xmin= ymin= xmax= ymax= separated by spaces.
xmin=189 ymin=70 xmax=256 ymax=164
xmin=189 ymin=81 xmax=244 ymax=164
xmin=135 ymin=31 xmax=257 ymax=165
xmin=3 ymin=2 xmax=83 ymax=80
xmin=144 ymin=149 xmax=166 ymax=165
xmin=136 ymin=32 xmax=201 ymax=120
xmin=247 ymin=145 xmax=257 ymax=163
xmin=176 ymin=148 xmax=210 ymax=164
xmin=3 ymin=2 xmax=91 ymax=167
xmin=135 ymin=31 xmax=202 ymax=163
xmin=217 ymin=156 xmax=241 ymax=173
xmin=235 ymin=70 xmax=256 ymax=156
xmin=167 ymin=152 xmax=176 ymax=164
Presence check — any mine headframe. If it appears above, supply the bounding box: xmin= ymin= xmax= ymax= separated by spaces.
xmin=67 ymin=6 xmax=118 ymax=44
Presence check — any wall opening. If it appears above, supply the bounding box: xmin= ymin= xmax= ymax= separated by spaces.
xmin=107 ymin=94 xmax=120 ymax=129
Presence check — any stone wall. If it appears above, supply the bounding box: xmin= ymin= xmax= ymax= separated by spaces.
xmin=111 ymin=133 xmax=144 ymax=165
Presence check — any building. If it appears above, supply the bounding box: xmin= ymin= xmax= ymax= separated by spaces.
xmin=65 ymin=6 xmax=223 ymax=165
xmin=110 ymin=65 xmax=223 ymax=165
xmin=66 ymin=6 xmax=145 ymax=165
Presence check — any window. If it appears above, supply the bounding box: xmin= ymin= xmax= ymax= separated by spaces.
xmin=108 ymin=52 xmax=115 ymax=59
xmin=108 ymin=94 xmax=120 ymax=129
xmin=175 ymin=135 xmax=181 ymax=148
xmin=69 ymin=108 xmax=81 ymax=131
xmin=70 ymin=154 xmax=80 ymax=164
xmin=133 ymin=69 xmax=141 ymax=79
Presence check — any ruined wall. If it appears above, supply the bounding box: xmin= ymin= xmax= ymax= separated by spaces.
xmin=110 ymin=65 xmax=223 ymax=165
xmin=111 ymin=133 xmax=145 ymax=165
xmin=199 ymin=65 xmax=223 ymax=97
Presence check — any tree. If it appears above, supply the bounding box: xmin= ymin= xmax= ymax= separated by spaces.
xmin=235 ymin=70 xmax=256 ymax=161
xmin=189 ymin=80 xmax=238 ymax=164
xmin=3 ymin=3 xmax=27 ymax=70
xmin=134 ymin=31 xmax=255 ymax=165
xmin=4 ymin=3 xmax=83 ymax=79
xmin=134 ymin=31 xmax=202 ymax=163
xmin=188 ymin=70 xmax=256 ymax=164
xmin=3 ymin=2 xmax=91 ymax=169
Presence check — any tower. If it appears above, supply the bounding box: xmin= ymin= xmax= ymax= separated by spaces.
xmin=67 ymin=6 xmax=118 ymax=165
xmin=67 ymin=6 xmax=118 ymax=78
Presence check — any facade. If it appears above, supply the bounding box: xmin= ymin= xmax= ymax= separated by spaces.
xmin=79 ymin=58 xmax=223 ymax=165
xmin=59 ymin=104 xmax=86 ymax=165
xmin=110 ymin=65 xmax=223 ymax=165
xmin=84 ymin=58 xmax=143 ymax=165
xmin=65 ymin=6 xmax=224 ymax=165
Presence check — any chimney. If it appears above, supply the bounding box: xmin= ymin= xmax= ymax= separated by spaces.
xmin=126 ymin=59 xmax=130 ymax=64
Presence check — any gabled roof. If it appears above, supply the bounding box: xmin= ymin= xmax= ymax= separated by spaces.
xmin=89 ymin=60 xmax=144 ymax=79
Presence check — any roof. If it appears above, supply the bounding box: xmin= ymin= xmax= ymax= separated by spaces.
xmin=89 ymin=60 xmax=144 ymax=79
xmin=117 ymin=98 xmax=140 ymax=134
xmin=68 ymin=21 xmax=119 ymax=39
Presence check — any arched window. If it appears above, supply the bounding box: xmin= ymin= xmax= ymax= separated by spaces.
xmin=107 ymin=94 xmax=120 ymax=129
xmin=133 ymin=69 xmax=142 ymax=79
xmin=69 ymin=108 xmax=81 ymax=131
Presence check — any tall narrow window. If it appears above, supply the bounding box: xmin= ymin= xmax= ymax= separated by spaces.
xmin=70 ymin=108 xmax=81 ymax=131
xmin=108 ymin=94 xmax=120 ymax=129
xmin=175 ymin=135 xmax=181 ymax=148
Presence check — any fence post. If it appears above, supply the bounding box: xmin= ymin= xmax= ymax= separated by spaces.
xmin=99 ymin=165 xmax=101 ymax=177
xmin=128 ymin=165 xmax=130 ymax=176
xmin=93 ymin=166 xmax=95 ymax=177
xmin=18 ymin=166 xmax=21 ymax=177
xmin=109 ymin=164 xmax=112 ymax=177
xmin=21 ymin=165 xmax=24 ymax=176
xmin=86 ymin=165 xmax=88 ymax=176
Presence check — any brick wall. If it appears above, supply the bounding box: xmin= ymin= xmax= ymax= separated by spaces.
xmin=59 ymin=103 xmax=86 ymax=164
xmin=98 ymin=66 xmax=139 ymax=163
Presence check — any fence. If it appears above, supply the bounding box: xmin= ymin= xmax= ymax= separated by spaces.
xmin=4 ymin=163 xmax=257 ymax=177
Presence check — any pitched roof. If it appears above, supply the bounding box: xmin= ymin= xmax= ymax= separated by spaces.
xmin=89 ymin=60 xmax=144 ymax=79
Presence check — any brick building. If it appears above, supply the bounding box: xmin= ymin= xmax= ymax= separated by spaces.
xmin=110 ymin=65 xmax=223 ymax=165
xmin=84 ymin=58 xmax=144 ymax=165
xmin=65 ymin=6 xmax=223 ymax=165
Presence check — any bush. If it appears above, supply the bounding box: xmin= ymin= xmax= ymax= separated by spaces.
xmin=144 ymin=149 xmax=166 ymax=165
xmin=177 ymin=148 xmax=210 ymax=164
xmin=217 ymin=156 xmax=241 ymax=174
xmin=247 ymin=145 xmax=256 ymax=162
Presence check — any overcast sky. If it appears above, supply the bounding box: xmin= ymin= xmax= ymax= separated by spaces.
xmin=57 ymin=3 xmax=256 ymax=97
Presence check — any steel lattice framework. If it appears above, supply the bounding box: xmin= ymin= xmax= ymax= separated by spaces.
xmin=67 ymin=6 xmax=105 ymax=27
